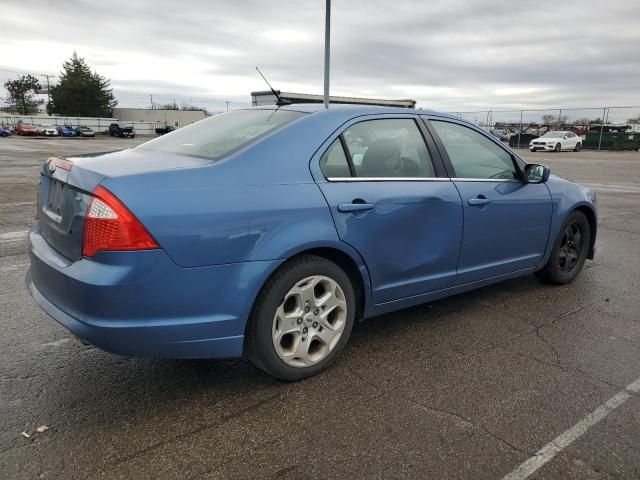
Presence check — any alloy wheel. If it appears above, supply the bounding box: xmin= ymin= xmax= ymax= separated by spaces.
xmin=272 ymin=275 xmax=347 ymax=368
xmin=558 ymin=222 xmax=583 ymax=272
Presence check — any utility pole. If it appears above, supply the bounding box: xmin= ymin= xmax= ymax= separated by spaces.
xmin=597 ymin=107 xmax=607 ymax=151
xmin=44 ymin=74 xmax=52 ymax=107
xmin=225 ymin=100 xmax=230 ymax=111
xmin=323 ymin=0 xmax=331 ymax=109
xmin=150 ymin=94 xmax=153 ymax=110
xmin=558 ymin=108 xmax=562 ymax=130
xmin=518 ymin=110 xmax=523 ymax=148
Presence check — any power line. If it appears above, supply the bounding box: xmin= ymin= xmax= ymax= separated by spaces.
xmin=0 ymin=68 xmax=57 ymax=79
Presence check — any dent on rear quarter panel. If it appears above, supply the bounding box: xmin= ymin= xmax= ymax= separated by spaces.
xmin=94 ymin=109 xmax=388 ymax=270
xmin=102 ymin=173 xmax=339 ymax=267
xmin=97 ymin=111 xmax=360 ymax=268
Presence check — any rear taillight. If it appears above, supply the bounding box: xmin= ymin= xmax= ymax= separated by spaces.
xmin=82 ymin=186 xmax=159 ymax=257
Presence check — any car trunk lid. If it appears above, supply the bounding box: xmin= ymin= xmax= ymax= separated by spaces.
xmin=36 ymin=149 xmax=213 ymax=262
xmin=38 ymin=158 xmax=91 ymax=261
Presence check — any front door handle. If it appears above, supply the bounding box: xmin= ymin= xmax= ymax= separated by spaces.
xmin=468 ymin=196 xmax=491 ymax=206
xmin=338 ymin=202 xmax=375 ymax=213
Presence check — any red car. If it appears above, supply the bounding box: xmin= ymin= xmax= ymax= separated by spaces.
xmin=16 ymin=123 xmax=39 ymax=136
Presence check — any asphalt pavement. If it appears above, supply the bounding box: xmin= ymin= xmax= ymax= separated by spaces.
xmin=1 ymin=136 xmax=639 ymax=479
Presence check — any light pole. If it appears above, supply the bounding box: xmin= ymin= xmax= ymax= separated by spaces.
xmin=323 ymin=0 xmax=331 ymax=109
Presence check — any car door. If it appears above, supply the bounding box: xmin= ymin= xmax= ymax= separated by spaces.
xmin=313 ymin=117 xmax=464 ymax=304
xmin=425 ymin=117 xmax=552 ymax=285
xmin=560 ymin=132 xmax=569 ymax=150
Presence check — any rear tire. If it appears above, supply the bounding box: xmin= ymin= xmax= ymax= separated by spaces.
xmin=246 ymin=255 xmax=356 ymax=381
xmin=574 ymin=143 xmax=581 ymax=152
xmin=536 ymin=210 xmax=590 ymax=285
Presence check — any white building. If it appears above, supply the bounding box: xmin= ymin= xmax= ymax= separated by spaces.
xmin=112 ymin=108 xmax=207 ymax=127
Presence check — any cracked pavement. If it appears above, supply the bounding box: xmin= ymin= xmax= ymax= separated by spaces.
xmin=1 ymin=137 xmax=639 ymax=479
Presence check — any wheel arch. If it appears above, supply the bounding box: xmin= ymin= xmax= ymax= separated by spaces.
xmin=299 ymin=247 xmax=368 ymax=321
xmin=243 ymin=243 xmax=372 ymax=350
xmin=573 ymin=205 xmax=597 ymax=259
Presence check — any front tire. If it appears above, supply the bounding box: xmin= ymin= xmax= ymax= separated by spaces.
xmin=536 ymin=210 xmax=590 ymax=285
xmin=554 ymin=143 xmax=561 ymax=152
xmin=246 ymin=255 xmax=356 ymax=381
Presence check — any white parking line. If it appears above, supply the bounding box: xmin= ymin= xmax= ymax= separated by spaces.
xmin=0 ymin=202 xmax=33 ymax=208
xmin=581 ymin=182 xmax=640 ymax=194
xmin=0 ymin=262 xmax=29 ymax=272
xmin=0 ymin=230 xmax=28 ymax=244
xmin=502 ymin=376 xmax=640 ymax=480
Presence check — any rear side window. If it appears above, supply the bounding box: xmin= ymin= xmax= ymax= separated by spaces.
xmin=430 ymin=120 xmax=518 ymax=180
xmin=342 ymin=119 xmax=435 ymax=178
xmin=137 ymin=109 xmax=305 ymax=160
xmin=320 ymin=140 xmax=351 ymax=178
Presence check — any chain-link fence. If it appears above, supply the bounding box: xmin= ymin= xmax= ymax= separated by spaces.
xmin=2 ymin=106 xmax=640 ymax=147
xmin=0 ymin=114 xmax=195 ymax=136
xmin=446 ymin=106 xmax=640 ymax=150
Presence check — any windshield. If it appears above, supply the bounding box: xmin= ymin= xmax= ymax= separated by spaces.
xmin=542 ymin=131 xmax=564 ymax=138
xmin=137 ymin=109 xmax=305 ymax=160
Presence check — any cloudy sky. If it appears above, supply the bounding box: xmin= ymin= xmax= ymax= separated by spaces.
xmin=1 ymin=0 xmax=639 ymax=115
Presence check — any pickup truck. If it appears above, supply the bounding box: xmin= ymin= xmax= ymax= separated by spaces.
xmin=109 ymin=123 xmax=135 ymax=138
xmin=155 ymin=125 xmax=175 ymax=135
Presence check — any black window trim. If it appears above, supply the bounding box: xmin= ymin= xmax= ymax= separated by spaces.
xmin=422 ymin=116 xmax=526 ymax=182
xmin=338 ymin=134 xmax=357 ymax=177
xmin=321 ymin=116 xmax=449 ymax=182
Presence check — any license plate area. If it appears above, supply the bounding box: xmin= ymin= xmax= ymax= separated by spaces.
xmin=38 ymin=175 xmax=88 ymax=262
xmin=44 ymin=179 xmax=66 ymax=223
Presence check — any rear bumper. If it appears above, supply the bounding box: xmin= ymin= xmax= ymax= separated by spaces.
xmin=26 ymin=224 xmax=281 ymax=358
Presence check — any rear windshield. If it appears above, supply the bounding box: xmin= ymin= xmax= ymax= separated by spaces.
xmin=137 ymin=109 xmax=305 ymax=160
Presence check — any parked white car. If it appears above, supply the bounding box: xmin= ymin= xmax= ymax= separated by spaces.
xmin=38 ymin=125 xmax=58 ymax=136
xmin=530 ymin=131 xmax=582 ymax=152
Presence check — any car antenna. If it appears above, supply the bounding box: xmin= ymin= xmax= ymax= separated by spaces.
xmin=255 ymin=67 xmax=292 ymax=106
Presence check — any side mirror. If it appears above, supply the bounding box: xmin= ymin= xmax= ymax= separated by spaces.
xmin=525 ymin=164 xmax=550 ymax=183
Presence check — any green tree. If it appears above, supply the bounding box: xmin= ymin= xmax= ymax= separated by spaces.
xmin=542 ymin=113 xmax=568 ymax=126
xmin=3 ymin=75 xmax=44 ymax=114
xmin=180 ymin=103 xmax=206 ymax=112
xmin=48 ymin=52 xmax=117 ymax=116
xmin=158 ymin=101 xmax=179 ymax=110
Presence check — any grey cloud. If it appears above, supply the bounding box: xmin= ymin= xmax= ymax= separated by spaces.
xmin=1 ymin=0 xmax=639 ymax=110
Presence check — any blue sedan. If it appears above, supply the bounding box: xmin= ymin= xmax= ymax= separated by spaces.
xmin=27 ymin=105 xmax=597 ymax=380
xmin=56 ymin=125 xmax=76 ymax=137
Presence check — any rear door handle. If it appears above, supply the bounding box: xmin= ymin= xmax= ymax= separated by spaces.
xmin=468 ymin=197 xmax=491 ymax=206
xmin=338 ymin=202 xmax=375 ymax=213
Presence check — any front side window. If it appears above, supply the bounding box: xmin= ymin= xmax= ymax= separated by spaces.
xmin=430 ymin=121 xmax=518 ymax=180
xmin=137 ymin=109 xmax=305 ymax=160
xmin=342 ymin=119 xmax=435 ymax=178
